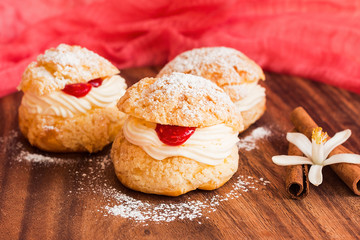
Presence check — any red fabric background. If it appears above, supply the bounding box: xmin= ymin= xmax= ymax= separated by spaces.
xmin=1 ymin=0 xmax=360 ymax=97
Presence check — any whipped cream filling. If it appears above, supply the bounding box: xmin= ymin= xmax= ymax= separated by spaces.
xmin=234 ymin=83 xmax=265 ymax=112
xmin=123 ymin=117 xmax=239 ymax=165
xmin=21 ymin=75 xmax=126 ymax=118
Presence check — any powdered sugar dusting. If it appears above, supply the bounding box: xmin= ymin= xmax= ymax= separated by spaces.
xmin=19 ymin=43 xmax=119 ymax=95
xmin=0 ymin=131 xmax=75 ymax=165
xmin=159 ymin=47 xmax=265 ymax=85
xmin=39 ymin=44 xmax=108 ymax=70
xmin=237 ymin=127 xmax=271 ymax=151
xmin=149 ymin=72 xmax=233 ymax=114
xmin=18 ymin=152 xmax=64 ymax=163
xmin=127 ymin=72 xmax=240 ymax=130
xmin=103 ymin=175 xmax=270 ymax=223
xmin=1 ymin=129 xmax=271 ymax=224
xmin=155 ymin=72 xmax=231 ymax=120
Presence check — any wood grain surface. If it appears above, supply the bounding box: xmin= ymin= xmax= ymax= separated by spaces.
xmin=1 ymin=67 xmax=360 ymax=239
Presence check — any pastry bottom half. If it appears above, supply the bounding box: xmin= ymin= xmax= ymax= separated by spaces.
xmin=241 ymin=97 xmax=266 ymax=131
xmin=18 ymin=105 xmax=126 ymax=153
xmin=111 ymin=132 xmax=239 ymax=196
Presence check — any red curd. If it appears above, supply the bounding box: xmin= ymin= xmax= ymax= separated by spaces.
xmin=62 ymin=78 xmax=103 ymax=98
xmin=155 ymin=124 xmax=196 ymax=146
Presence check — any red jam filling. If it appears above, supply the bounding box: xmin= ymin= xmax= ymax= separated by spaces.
xmin=62 ymin=78 xmax=103 ymax=98
xmin=88 ymin=78 xmax=103 ymax=87
xmin=62 ymin=83 xmax=92 ymax=98
xmin=155 ymin=124 xmax=196 ymax=146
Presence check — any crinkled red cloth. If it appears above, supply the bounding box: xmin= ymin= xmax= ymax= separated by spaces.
xmin=1 ymin=0 xmax=360 ymax=97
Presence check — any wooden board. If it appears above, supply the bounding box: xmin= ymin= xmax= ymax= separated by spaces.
xmin=1 ymin=67 xmax=360 ymax=239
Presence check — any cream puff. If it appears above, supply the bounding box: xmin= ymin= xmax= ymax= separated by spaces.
xmin=111 ymin=72 xmax=243 ymax=196
xmin=18 ymin=44 xmax=127 ymax=153
xmin=157 ymin=47 xmax=266 ymax=130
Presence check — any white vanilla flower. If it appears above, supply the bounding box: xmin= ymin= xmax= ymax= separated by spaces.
xmin=272 ymin=127 xmax=360 ymax=186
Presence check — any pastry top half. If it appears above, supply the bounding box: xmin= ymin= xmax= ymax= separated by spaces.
xmin=18 ymin=44 xmax=127 ymax=119
xmin=118 ymin=72 xmax=243 ymax=132
xmin=158 ymin=47 xmax=265 ymax=104
xmin=158 ymin=47 xmax=265 ymax=84
xmin=18 ymin=44 xmax=120 ymax=96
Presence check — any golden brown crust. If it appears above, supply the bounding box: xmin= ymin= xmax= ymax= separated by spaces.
xmin=19 ymin=105 xmax=126 ymax=153
xmin=241 ymin=98 xmax=266 ymax=130
xmin=18 ymin=44 xmax=120 ymax=95
xmin=221 ymin=83 xmax=266 ymax=130
xmin=158 ymin=47 xmax=265 ymax=87
xmin=111 ymin=131 xmax=239 ymax=196
xmin=157 ymin=47 xmax=266 ymax=131
xmin=117 ymin=73 xmax=243 ymax=131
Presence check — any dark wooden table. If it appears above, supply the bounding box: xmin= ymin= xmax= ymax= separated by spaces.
xmin=1 ymin=67 xmax=359 ymax=239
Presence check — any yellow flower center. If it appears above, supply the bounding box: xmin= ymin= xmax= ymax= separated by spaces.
xmin=312 ymin=127 xmax=328 ymax=144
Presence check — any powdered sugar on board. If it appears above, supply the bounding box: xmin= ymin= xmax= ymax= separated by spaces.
xmin=237 ymin=127 xmax=271 ymax=151
xmin=1 ymin=129 xmax=271 ymax=224
xmin=103 ymin=175 xmax=270 ymax=223
xmin=1 ymin=130 xmax=75 ymax=165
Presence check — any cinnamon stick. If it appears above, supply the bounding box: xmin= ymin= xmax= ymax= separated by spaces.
xmin=286 ymin=141 xmax=309 ymax=199
xmin=291 ymin=107 xmax=360 ymax=195
xmin=328 ymin=145 xmax=360 ymax=195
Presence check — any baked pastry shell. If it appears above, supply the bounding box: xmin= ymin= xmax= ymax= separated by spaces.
xmin=19 ymin=105 xmax=126 ymax=153
xmin=241 ymin=97 xmax=266 ymax=130
xmin=157 ymin=47 xmax=266 ymax=132
xmin=18 ymin=44 xmax=120 ymax=95
xmin=111 ymin=131 xmax=239 ymax=196
xmin=118 ymin=76 xmax=243 ymax=132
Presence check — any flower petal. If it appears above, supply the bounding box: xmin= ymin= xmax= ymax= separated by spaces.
xmin=308 ymin=165 xmax=323 ymax=186
xmin=311 ymin=140 xmax=325 ymax=164
xmin=272 ymin=155 xmax=313 ymax=166
xmin=286 ymin=132 xmax=312 ymax=158
xmin=324 ymin=129 xmax=351 ymax=158
xmin=323 ymin=153 xmax=360 ymax=166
